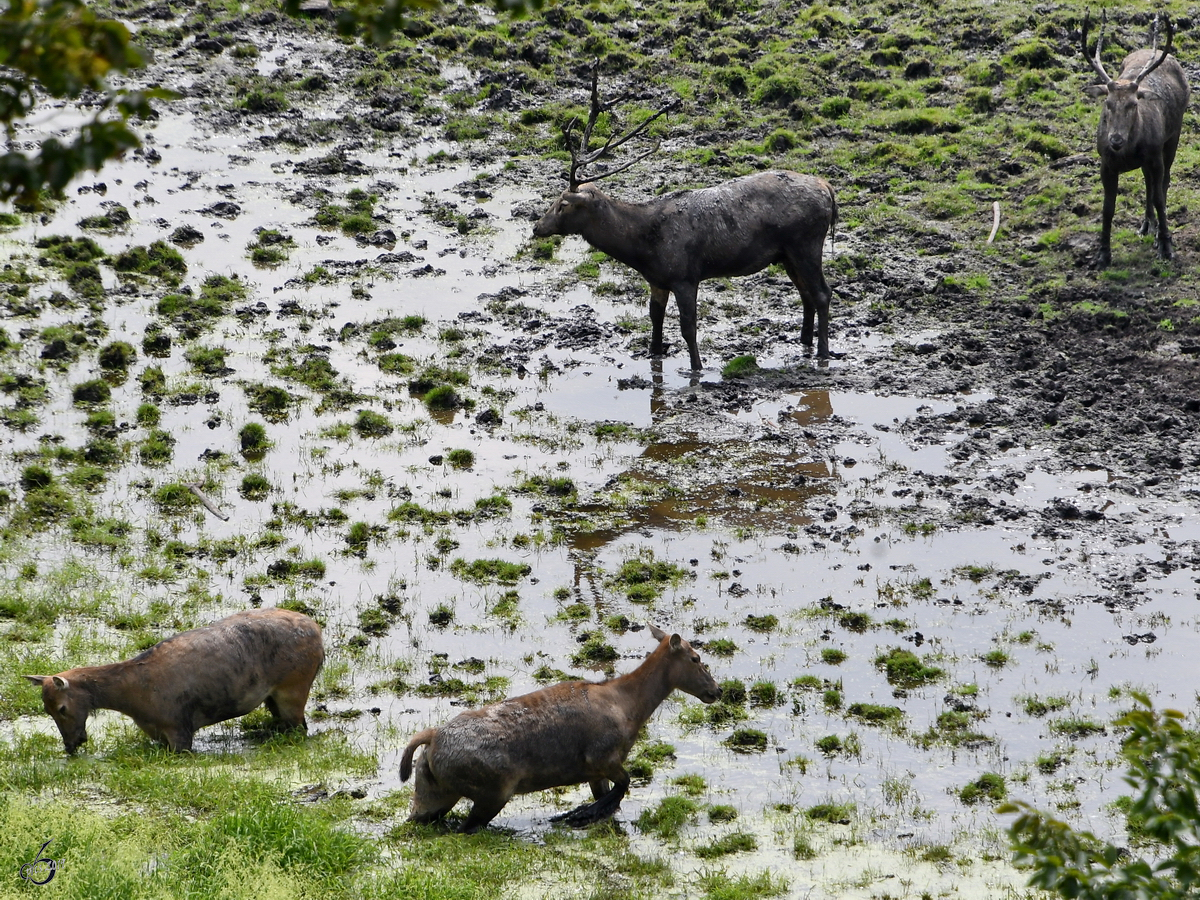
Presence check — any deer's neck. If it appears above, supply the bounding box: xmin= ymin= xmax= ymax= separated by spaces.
xmin=73 ymin=662 xmax=139 ymax=714
xmin=577 ymin=195 xmax=660 ymax=273
xmin=608 ymin=644 xmax=675 ymax=729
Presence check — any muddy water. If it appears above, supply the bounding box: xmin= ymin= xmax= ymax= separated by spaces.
xmin=5 ymin=83 xmax=1200 ymax=898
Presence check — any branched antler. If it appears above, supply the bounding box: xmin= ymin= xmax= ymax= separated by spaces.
xmin=1081 ymin=9 xmax=1114 ymax=84
xmin=1133 ymin=14 xmax=1173 ymax=84
xmin=1082 ymin=9 xmax=1175 ymax=86
xmin=564 ymin=64 xmax=679 ymax=190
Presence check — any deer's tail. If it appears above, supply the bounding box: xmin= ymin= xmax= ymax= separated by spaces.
xmin=826 ymin=181 xmax=839 ymax=256
xmin=400 ymin=728 xmax=437 ymax=782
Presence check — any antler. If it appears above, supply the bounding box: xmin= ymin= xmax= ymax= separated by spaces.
xmin=564 ymin=64 xmax=679 ymax=190
xmin=1133 ymin=13 xmax=1174 ymax=84
xmin=1081 ymin=9 xmax=1114 ymax=84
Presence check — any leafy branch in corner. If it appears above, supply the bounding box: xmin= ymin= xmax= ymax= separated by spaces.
xmin=1002 ymin=692 xmax=1200 ymax=899
xmin=1 ymin=0 xmax=542 ymax=207
xmin=0 ymin=0 xmax=174 ymax=205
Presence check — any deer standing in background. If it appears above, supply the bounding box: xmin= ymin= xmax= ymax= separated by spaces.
xmin=534 ymin=71 xmax=838 ymax=369
xmin=1082 ymin=11 xmax=1190 ymax=267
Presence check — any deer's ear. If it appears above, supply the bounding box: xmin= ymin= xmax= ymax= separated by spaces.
xmin=1137 ymin=89 xmax=1161 ymax=100
xmin=24 ymin=675 xmax=47 ymax=687
xmin=648 ymin=624 xmax=667 ymax=641
xmin=669 ymin=633 xmax=683 ymax=651
xmin=1084 ymin=83 xmax=1110 ymax=98
xmin=52 ymin=676 xmax=70 ymax=690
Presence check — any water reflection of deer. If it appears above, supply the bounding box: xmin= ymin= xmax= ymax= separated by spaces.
xmin=567 ymin=359 xmax=837 ymax=604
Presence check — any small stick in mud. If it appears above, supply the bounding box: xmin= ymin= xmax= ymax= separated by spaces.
xmin=186 ymin=481 xmax=229 ymax=520
xmin=400 ymin=624 xmax=721 ymax=833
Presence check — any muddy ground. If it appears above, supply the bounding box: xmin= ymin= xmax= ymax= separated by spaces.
xmin=3 ymin=0 xmax=1200 ymax=897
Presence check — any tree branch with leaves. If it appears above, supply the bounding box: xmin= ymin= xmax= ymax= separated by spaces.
xmin=0 ymin=0 xmax=172 ymax=205
xmin=1003 ymin=693 xmax=1200 ymax=900
xmin=1 ymin=0 xmax=543 ymax=207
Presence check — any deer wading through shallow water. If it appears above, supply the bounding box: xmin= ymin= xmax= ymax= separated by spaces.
xmin=400 ymin=624 xmax=721 ymax=832
xmin=1082 ymin=10 xmax=1190 ymax=267
xmin=533 ymin=70 xmax=838 ymax=370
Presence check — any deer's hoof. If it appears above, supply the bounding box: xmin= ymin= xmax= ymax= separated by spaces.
xmin=551 ymin=806 xmax=596 ymax=827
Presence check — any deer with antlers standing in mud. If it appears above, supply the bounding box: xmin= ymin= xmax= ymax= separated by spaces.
xmin=1082 ymin=11 xmax=1190 ymax=267
xmin=533 ymin=71 xmax=838 ymax=370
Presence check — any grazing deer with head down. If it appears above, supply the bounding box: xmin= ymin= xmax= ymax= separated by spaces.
xmin=25 ymin=609 xmax=324 ymax=754
xmin=1082 ymin=10 xmax=1190 ymax=267
xmin=533 ymin=71 xmax=837 ymax=369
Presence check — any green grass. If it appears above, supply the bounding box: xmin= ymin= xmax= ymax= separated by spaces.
xmin=138 ymin=429 xmax=176 ymax=466
xmin=608 ymin=553 xmax=692 ymax=602
xmin=874 ymin=647 xmax=944 ymax=688
xmin=71 ymin=378 xmax=111 ymax=405
xmin=449 ymin=557 xmax=531 ymax=585
xmin=724 ymin=728 xmax=768 ymax=753
xmin=721 ymin=355 xmax=759 ymax=378
xmin=959 ymin=772 xmax=1006 ymax=805
xmin=98 ymin=340 xmax=136 ymax=370
xmin=354 ymin=409 xmax=393 ymax=437
xmin=113 ymin=240 xmax=187 ymax=285
xmin=847 ymin=702 xmax=905 ymax=727
xmin=239 ymin=473 xmax=272 ymax=500
xmin=636 ymin=795 xmax=700 ymax=839
xmin=695 ymin=831 xmax=757 ymax=858
xmin=705 ymin=638 xmax=737 ymax=657
xmin=1018 ymin=694 xmax=1072 ymax=718
xmin=0 ymin=732 xmax=379 ymax=898
xmin=805 ymin=801 xmax=855 ymax=823
xmin=518 ymin=474 xmax=576 ymax=499
xmin=743 ymin=613 xmax=777 ymax=632
xmin=247 ymin=229 xmax=296 ymax=264
xmin=570 ymin=633 xmax=619 ymax=667
xmin=1049 ymin=718 xmax=1107 ymax=739
xmin=981 ymin=648 xmax=1011 ymax=668
xmin=239 ymin=422 xmax=270 ymax=454
xmin=424 ymin=384 xmax=461 ymax=411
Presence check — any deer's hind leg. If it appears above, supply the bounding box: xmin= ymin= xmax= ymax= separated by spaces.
xmin=459 ymin=788 xmax=515 ymax=833
xmin=265 ymin=672 xmax=316 ymax=730
xmin=671 ymin=283 xmax=703 ymax=370
xmin=783 ymin=243 xmax=833 ymax=358
xmin=408 ymin=752 xmax=463 ymax=824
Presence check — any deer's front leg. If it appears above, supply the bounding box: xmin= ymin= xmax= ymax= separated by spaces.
xmin=648 ymin=286 xmax=669 ymax=357
xmin=1097 ymin=167 xmax=1119 ymax=268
